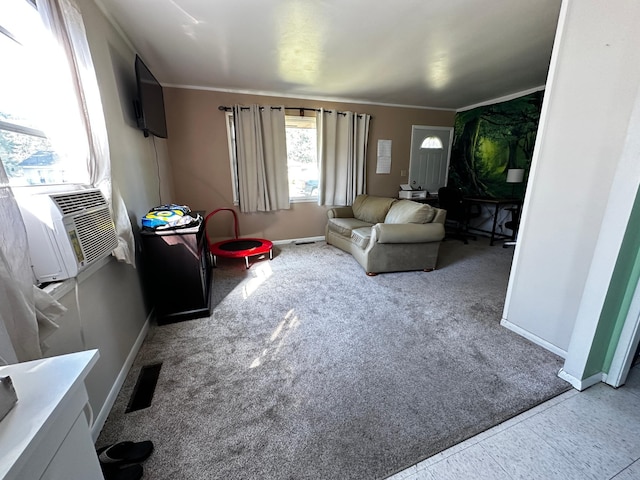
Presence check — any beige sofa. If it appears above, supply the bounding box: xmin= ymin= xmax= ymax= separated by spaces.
xmin=325 ymin=194 xmax=446 ymax=275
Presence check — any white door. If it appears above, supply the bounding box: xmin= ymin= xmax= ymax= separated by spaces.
xmin=408 ymin=125 xmax=453 ymax=194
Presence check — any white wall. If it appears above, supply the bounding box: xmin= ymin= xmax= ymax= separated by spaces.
xmin=503 ymin=0 xmax=640 ymax=356
xmin=44 ymin=259 xmax=149 ymax=438
xmin=80 ymin=0 xmax=175 ymax=213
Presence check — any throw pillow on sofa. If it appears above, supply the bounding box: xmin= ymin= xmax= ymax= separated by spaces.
xmin=351 ymin=195 xmax=397 ymax=224
xmin=384 ymin=200 xmax=436 ymax=224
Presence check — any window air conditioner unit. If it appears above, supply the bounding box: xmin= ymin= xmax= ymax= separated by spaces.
xmin=15 ymin=188 xmax=118 ymax=284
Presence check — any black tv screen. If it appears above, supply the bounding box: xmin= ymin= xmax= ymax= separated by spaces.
xmin=134 ymin=55 xmax=168 ymax=138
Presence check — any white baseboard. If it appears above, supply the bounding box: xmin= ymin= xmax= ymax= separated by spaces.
xmin=272 ymin=236 xmax=325 ymax=245
xmin=91 ymin=312 xmax=151 ymax=442
xmin=558 ymin=368 xmax=604 ymax=391
xmin=500 ymin=318 xmax=568 ymax=358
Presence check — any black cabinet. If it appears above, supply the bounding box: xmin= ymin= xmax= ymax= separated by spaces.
xmin=141 ymin=219 xmax=213 ymax=325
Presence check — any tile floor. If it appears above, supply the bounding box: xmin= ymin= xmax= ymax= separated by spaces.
xmin=388 ymin=364 xmax=640 ymax=480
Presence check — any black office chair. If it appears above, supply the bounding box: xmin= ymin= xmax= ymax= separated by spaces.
xmin=503 ymin=207 xmax=520 ymax=248
xmin=438 ymin=186 xmax=480 ymax=244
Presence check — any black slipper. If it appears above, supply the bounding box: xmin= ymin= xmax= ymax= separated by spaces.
xmin=97 ymin=440 xmax=154 ymax=466
xmin=101 ymin=463 xmax=143 ymax=480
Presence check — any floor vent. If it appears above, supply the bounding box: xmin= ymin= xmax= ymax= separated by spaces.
xmin=126 ymin=363 xmax=162 ymax=413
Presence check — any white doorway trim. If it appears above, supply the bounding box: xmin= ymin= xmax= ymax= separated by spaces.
xmin=606 ymin=277 xmax=640 ymax=387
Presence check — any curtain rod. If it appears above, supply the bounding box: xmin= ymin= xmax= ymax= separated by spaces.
xmin=218 ymin=106 xmax=319 ymax=114
xmin=218 ymin=105 xmax=367 ymax=118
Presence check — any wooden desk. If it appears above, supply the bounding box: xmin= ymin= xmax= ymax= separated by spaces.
xmin=464 ymin=197 xmax=522 ymax=246
xmin=398 ymin=195 xmax=439 ymax=206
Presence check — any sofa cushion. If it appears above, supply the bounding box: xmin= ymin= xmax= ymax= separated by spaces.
xmin=374 ymin=223 xmax=445 ymax=243
xmin=327 ymin=217 xmax=372 ymax=237
xmin=351 ymin=227 xmax=372 ymax=249
xmin=352 ymin=195 xmax=397 ymax=224
xmin=384 ymin=200 xmax=435 ymax=224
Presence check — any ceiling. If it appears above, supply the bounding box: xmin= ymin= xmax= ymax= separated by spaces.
xmin=96 ymin=0 xmax=562 ymax=111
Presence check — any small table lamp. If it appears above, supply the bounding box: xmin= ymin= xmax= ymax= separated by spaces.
xmin=506 ymin=168 xmax=525 ymax=197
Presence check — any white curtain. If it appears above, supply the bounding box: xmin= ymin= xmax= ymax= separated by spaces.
xmin=0 ymin=163 xmax=64 ymax=365
xmin=233 ymin=105 xmax=290 ymax=213
xmin=37 ymin=0 xmax=135 ymax=264
xmin=317 ymin=109 xmax=370 ymax=206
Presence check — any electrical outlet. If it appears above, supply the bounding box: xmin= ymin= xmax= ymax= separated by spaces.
xmin=400 ymin=170 xmax=407 ymax=177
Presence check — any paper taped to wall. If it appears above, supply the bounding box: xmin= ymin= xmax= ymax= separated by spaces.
xmin=376 ymin=139 xmax=392 ymax=174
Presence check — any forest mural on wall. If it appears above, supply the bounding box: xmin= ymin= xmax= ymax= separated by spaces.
xmin=449 ymin=91 xmax=544 ymax=199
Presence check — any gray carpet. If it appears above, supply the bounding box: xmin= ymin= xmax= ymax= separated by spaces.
xmin=98 ymin=238 xmax=569 ymax=479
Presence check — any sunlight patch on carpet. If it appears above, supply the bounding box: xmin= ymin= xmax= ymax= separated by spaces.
xmin=242 ymin=262 xmax=273 ymax=299
xmin=251 ymin=309 xmax=301 ymax=369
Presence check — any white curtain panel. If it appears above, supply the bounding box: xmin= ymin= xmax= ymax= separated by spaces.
xmin=352 ymin=112 xmax=370 ymax=198
xmin=37 ymin=0 xmax=135 ymax=264
xmin=317 ymin=109 xmax=370 ymax=206
xmin=0 ymin=164 xmax=63 ymax=365
xmin=233 ymin=105 xmax=290 ymax=213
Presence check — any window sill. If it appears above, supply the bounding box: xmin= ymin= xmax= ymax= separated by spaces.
xmin=11 ymin=183 xmax=90 ymax=197
xmin=231 ymin=198 xmax=318 ymax=207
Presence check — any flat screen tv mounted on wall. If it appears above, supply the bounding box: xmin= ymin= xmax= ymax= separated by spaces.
xmin=134 ymin=54 xmax=168 ymax=138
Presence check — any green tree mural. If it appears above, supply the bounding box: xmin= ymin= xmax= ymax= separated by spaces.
xmin=449 ymin=91 xmax=544 ymax=198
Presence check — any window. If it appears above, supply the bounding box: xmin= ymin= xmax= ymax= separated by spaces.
xmin=225 ymin=112 xmax=239 ymax=204
xmin=0 ymin=0 xmax=88 ymax=187
xmin=420 ymin=136 xmax=444 ymax=149
xmin=226 ymin=113 xmax=318 ymax=204
xmin=286 ymin=115 xmax=318 ymax=201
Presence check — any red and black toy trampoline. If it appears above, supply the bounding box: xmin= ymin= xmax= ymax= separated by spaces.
xmin=204 ymin=208 xmax=273 ymax=269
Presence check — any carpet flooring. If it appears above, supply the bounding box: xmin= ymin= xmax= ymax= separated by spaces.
xmin=97 ymin=238 xmax=569 ymax=479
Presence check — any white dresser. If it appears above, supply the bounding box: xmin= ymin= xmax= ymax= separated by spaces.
xmin=0 ymin=350 xmax=104 ymax=480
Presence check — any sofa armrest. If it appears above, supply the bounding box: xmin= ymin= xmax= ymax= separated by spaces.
xmin=372 ymin=223 xmax=445 ymax=244
xmin=432 ymin=207 xmax=447 ymax=225
xmin=327 ymin=206 xmax=354 ymax=219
